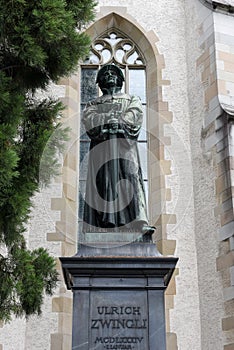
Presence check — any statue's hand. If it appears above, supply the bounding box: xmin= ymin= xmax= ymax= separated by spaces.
xmin=108 ymin=118 xmax=119 ymax=131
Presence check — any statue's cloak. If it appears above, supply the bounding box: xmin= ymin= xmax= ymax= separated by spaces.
xmin=82 ymin=93 xmax=148 ymax=231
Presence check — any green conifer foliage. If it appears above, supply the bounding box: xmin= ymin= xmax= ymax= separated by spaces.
xmin=0 ymin=0 xmax=96 ymax=322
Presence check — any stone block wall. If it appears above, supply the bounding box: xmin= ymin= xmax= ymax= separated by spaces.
xmin=215 ymin=114 xmax=234 ymax=349
xmin=192 ymin=1 xmax=234 ymax=349
xmin=214 ymin=15 xmax=234 ymax=346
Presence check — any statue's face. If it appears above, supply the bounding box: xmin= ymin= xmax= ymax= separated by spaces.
xmin=101 ymin=69 xmax=118 ymax=88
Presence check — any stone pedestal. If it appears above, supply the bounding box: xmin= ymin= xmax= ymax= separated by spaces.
xmin=60 ymin=242 xmax=178 ymax=350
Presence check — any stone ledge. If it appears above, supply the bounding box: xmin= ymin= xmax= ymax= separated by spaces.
xmin=224 ymin=343 xmax=234 ymax=350
xmin=165 ymin=277 xmax=176 ymax=296
xmin=157 ymin=240 xmax=177 ymax=255
xmin=222 ymin=316 xmax=234 ymax=330
xmin=230 ymin=265 xmax=234 ymax=285
xmin=216 ymin=250 xmax=234 ymax=270
xmin=223 ymin=286 xmax=234 ymax=301
xmin=58 ymin=313 xmax=72 ymax=334
xmin=165 ymin=295 xmax=175 ymax=310
xmin=47 ymin=231 xmax=66 ymax=242
xmin=166 ymin=332 xmax=178 ymax=350
xmin=60 ymin=253 xmax=178 ymax=290
xmin=51 ymin=333 xmax=71 ymax=350
xmin=52 ymin=296 xmax=72 ymax=313
xmin=218 ymin=221 xmax=234 ymax=241
xmin=76 ymin=241 xmax=162 ymax=258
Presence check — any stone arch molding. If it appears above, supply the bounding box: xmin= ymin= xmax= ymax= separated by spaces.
xmin=47 ymin=7 xmax=172 ymax=246
xmin=48 ymin=6 xmax=175 ymax=251
xmin=86 ymin=8 xmax=160 ymax=76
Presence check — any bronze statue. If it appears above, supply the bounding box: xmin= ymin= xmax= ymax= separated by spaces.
xmin=82 ymin=64 xmax=155 ymax=238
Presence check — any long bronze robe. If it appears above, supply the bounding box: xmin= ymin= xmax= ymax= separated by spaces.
xmin=82 ymin=92 xmax=148 ymax=231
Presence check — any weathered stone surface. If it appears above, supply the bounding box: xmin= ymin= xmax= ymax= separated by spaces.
xmin=60 ymin=251 xmax=178 ymax=350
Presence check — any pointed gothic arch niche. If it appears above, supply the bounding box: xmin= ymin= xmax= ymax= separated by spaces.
xmin=79 ymin=10 xmax=170 ymax=240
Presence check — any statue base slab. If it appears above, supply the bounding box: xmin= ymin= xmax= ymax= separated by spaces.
xmin=77 ymin=241 xmax=161 ymax=257
xmin=79 ymin=231 xmax=144 ymax=243
xmin=60 ymin=242 xmax=178 ymax=350
xmin=79 ymin=230 xmax=154 ymax=243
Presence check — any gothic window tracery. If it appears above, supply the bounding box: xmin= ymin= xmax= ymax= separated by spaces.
xmin=84 ymin=31 xmax=144 ymax=66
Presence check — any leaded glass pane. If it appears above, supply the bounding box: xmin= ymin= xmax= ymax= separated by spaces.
xmin=78 ymin=181 xmax=86 ymax=220
xmin=79 ymin=142 xmax=90 ymax=180
xmin=80 ymin=119 xmax=90 ymax=141
xmin=138 ymin=105 xmax=147 ymax=141
xmin=81 ymin=69 xmax=98 ymax=103
xmin=129 ymin=69 xmax=146 ymax=103
xmin=138 ymin=142 xmax=148 ymax=180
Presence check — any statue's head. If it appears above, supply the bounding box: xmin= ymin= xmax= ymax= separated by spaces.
xmin=96 ymin=64 xmax=125 ymax=91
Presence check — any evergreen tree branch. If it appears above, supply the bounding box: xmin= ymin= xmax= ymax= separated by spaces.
xmin=0 ymin=0 xmax=96 ymax=322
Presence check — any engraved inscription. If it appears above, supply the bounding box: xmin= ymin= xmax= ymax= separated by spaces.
xmin=91 ymin=318 xmax=147 ymax=329
xmin=94 ymin=336 xmax=144 ymax=349
xmin=90 ymin=291 xmax=149 ymax=349
xmin=91 ymin=305 xmax=148 ymax=349
xmin=97 ymin=306 xmax=141 ymax=315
